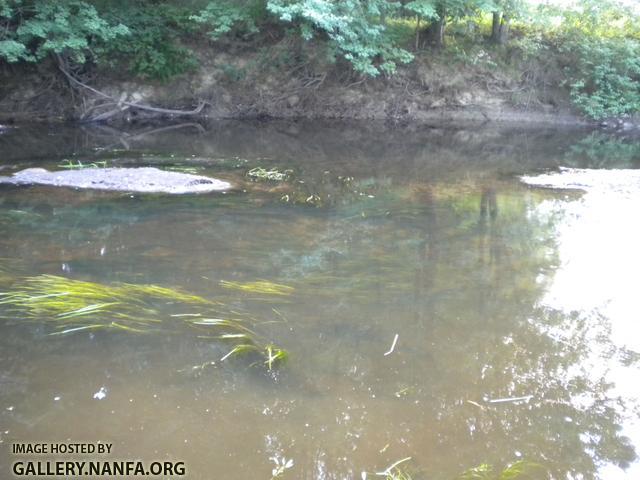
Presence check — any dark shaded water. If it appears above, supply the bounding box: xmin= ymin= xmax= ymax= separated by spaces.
xmin=0 ymin=121 xmax=639 ymax=479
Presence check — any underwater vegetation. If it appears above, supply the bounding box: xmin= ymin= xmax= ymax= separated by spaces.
xmin=220 ymin=280 xmax=294 ymax=296
xmin=277 ymin=174 xmax=392 ymax=208
xmin=456 ymin=461 xmax=546 ymax=480
xmin=0 ymin=274 xmax=288 ymax=371
xmin=58 ymin=160 xmax=109 ymax=169
xmin=243 ymin=163 xmax=394 ymax=209
xmin=161 ymin=165 xmax=204 ymax=174
xmin=0 ymin=259 xmax=16 ymax=287
xmin=247 ymin=167 xmax=293 ymax=182
xmin=375 ymin=459 xmax=545 ymax=480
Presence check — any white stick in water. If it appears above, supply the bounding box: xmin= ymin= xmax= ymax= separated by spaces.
xmin=487 ymin=395 xmax=533 ymax=404
xmin=375 ymin=457 xmax=412 ymax=476
xmin=384 ymin=334 xmax=399 ymax=356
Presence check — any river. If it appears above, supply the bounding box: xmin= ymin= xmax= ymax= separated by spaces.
xmin=0 ymin=121 xmax=638 ymax=479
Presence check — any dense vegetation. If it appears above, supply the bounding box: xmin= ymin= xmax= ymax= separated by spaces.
xmin=1 ymin=0 xmax=639 ymax=119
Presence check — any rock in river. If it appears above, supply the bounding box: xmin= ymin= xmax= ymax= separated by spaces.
xmin=0 ymin=167 xmax=231 ymax=194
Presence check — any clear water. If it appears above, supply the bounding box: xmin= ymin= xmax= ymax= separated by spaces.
xmin=0 ymin=121 xmax=639 ymax=479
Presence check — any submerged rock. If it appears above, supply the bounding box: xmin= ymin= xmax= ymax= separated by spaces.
xmin=0 ymin=167 xmax=231 ymax=194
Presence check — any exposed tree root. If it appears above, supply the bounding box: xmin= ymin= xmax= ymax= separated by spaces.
xmin=56 ymin=55 xmax=209 ymax=122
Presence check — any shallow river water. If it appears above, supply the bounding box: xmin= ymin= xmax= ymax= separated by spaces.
xmin=0 ymin=121 xmax=639 ymax=479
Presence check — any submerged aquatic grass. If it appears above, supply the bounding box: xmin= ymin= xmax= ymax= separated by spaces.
xmin=58 ymin=159 xmax=108 ymax=169
xmin=219 ymin=343 xmax=288 ymax=370
xmin=385 ymin=469 xmax=412 ymax=480
xmin=457 ymin=460 xmax=545 ymax=480
xmin=0 ymin=260 xmax=14 ymax=287
xmin=161 ymin=166 xmax=204 ymax=174
xmin=220 ymin=280 xmax=294 ymax=296
xmin=247 ymin=167 xmax=292 ymax=182
xmin=0 ymin=274 xmax=287 ymax=370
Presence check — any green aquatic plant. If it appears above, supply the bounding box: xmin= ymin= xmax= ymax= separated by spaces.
xmin=270 ymin=455 xmax=295 ymax=479
xmin=0 ymin=260 xmax=16 ymax=287
xmin=457 ymin=460 xmax=546 ymax=480
xmin=265 ymin=344 xmax=289 ymax=370
xmin=365 ymin=457 xmax=414 ymax=480
xmin=220 ymin=280 xmax=294 ymax=296
xmin=0 ymin=274 xmax=287 ymax=370
xmin=161 ymin=166 xmax=205 ymax=174
xmin=58 ymin=160 xmax=108 ymax=169
xmin=385 ymin=468 xmax=413 ymax=480
xmin=0 ymin=275 xmax=216 ymax=333
xmin=219 ymin=343 xmax=288 ymax=371
xmin=279 ymin=192 xmax=324 ymax=207
xmin=247 ymin=167 xmax=292 ymax=182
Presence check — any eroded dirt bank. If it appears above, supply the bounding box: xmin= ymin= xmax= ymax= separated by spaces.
xmin=0 ymin=53 xmax=588 ymax=126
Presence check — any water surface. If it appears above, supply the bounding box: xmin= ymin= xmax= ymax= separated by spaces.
xmin=0 ymin=122 xmax=639 ymax=479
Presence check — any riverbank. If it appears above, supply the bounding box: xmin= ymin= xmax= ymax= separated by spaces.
xmin=0 ymin=48 xmax=590 ymax=126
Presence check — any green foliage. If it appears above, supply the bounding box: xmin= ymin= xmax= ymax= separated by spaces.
xmin=97 ymin=2 xmax=198 ymax=80
xmin=1 ymin=0 xmax=640 ymax=117
xmin=404 ymin=1 xmax=438 ymax=20
xmin=548 ymin=0 xmax=636 ymax=39
xmin=0 ymin=39 xmax=27 ymax=62
xmin=491 ymin=0 xmax=527 ymax=18
xmin=566 ymin=37 xmax=640 ymax=119
xmin=267 ymin=0 xmax=413 ymax=76
xmin=0 ymin=0 xmax=128 ymax=63
xmin=427 ymin=0 xmax=497 ymax=20
xmin=191 ymin=0 xmax=264 ymax=40
xmin=541 ymin=0 xmax=640 ymax=119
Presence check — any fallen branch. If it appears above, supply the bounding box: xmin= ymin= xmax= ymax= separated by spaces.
xmin=90 ymin=104 xmax=131 ymax=123
xmin=56 ymin=55 xmax=209 ymax=121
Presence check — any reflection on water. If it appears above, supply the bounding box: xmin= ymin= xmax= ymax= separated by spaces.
xmin=0 ymin=122 xmax=639 ymax=479
xmin=523 ymin=168 xmax=640 ymax=480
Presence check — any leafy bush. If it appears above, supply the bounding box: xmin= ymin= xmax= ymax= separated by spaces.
xmin=533 ymin=0 xmax=640 ymax=119
xmin=566 ymin=37 xmax=640 ymax=119
xmin=96 ymin=2 xmax=198 ymax=80
xmin=190 ymin=0 xmax=266 ymax=40
xmin=193 ymin=0 xmax=414 ymax=76
xmin=0 ymin=0 xmax=128 ymax=63
xmin=0 ymin=0 xmax=198 ymax=80
xmin=2 ymin=0 xmax=640 ymax=118
xmin=267 ymin=0 xmax=413 ymax=76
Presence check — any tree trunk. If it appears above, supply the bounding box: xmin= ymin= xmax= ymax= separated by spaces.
xmin=427 ymin=7 xmax=446 ymax=49
xmin=434 ymin=17 xmax=445 ymax=48
xmin=498 ymin=14 xmax=510 ymax=44
xmin=415 ymin=15 xmax=421 ymax=51
xmin=491 ymin=12 xmax=501 ymax=43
